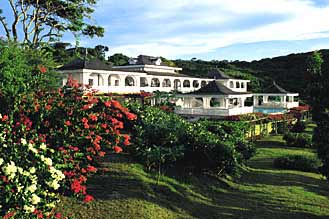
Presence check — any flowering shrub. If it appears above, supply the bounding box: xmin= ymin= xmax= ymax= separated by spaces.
xmin=0 ymin=115 xmax=65 ymax=218
xmin=19 ymin=78 xmax=136 ymax=197
xmin=0 ymin=75 xmax=136 ymax=217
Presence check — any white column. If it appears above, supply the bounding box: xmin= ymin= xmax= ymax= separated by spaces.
xmin=119 ymin=75 xmax=126 ymax=87
xmin=253 ymin=96 xmax=258 ymax=106
xmin=203 ymin=97 xmax=210 ymax=108
xmin=225 ymin=98 xmax=229 ymax=109
xmin=241 ymin=97 xmax=245 ymax=107
xmin=135 ymin=76 xmax=140 ymax=87
xmin=264 ymin=96 xmax=269 ymax=103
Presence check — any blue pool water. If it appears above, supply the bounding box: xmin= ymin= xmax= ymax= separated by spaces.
xmin=254 ymin=108 xmax=287 ymax=114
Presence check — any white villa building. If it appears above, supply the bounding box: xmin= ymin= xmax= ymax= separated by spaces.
xmin=59 ymin=55 xmax=299 ymax=117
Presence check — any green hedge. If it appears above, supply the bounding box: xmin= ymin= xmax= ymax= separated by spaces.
xmin=273 ymin=155 xmax=321 ymax=172
xmin=283 ymin=132 xmax=312 ymax=148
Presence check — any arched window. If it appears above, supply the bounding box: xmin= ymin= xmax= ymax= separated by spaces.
xmin=162 ymin=79 xmax=171 ymax=87
xmin=201 ymin=81 xmax=207 ymax=87
xmin=236 ymin=82 xmax=240 ymax=88
xmin=125 ymin=76 xmax=135 ymax=86
xmin=193 ymin=80 xmax=199 ymax=88
xmin=151 ymin=78 xmax=160 ymax=87
xmin=229 ymin=81 xmax=234 ymax=88
xmin=108 ymin=75 xmax=120 ymax=86
xmin=183 ymin=80 xmax=190 ymax=88
xmin=174 ymin=79 xmax=181 ymax=90
xmin=140 ymin=77 xmax=148 ymax=87
xmin=241 ymin=82 xmax=244 ymax=88
xmin=89 ymin=73 xmax=104 ymax=86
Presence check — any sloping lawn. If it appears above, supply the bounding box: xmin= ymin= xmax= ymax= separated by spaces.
xmin=57 ymin=135 xmax=329 ymax=219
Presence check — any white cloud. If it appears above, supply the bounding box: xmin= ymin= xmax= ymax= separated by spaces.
xmin=96 ymin=0 xmax=329 ymax=58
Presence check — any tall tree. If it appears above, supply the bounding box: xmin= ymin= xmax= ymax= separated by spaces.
xmin=307 ymin=51 xmax=329 ymax=179
xmin=108 ymin=53 xmax=129 ymax=66
xmin=0 ymin=0 xmax=104 ymax=47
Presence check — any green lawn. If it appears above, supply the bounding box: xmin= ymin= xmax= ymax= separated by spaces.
xmin=58 ymin=133 xmax=329 ymax=219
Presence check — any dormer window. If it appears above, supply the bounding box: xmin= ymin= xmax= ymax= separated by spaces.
xmin=128 ymin=58 xmax=137 ymax=65
xmin=154 ymin=58 xmax=162 ymax=66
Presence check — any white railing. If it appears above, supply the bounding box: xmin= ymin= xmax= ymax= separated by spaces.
xmin=175 ymin=106 xmax=254 ymax=117
xmin=255 ymin=102 xmax=299 ymax=109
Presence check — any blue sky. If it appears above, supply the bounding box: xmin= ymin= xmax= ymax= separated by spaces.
xmin=2 ymin=0 xmax=329 ymax=61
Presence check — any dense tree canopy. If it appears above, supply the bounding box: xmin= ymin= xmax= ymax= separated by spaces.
xmin=0 ymin=0 xmax=104 ymax=47
xmin=307 ymin=51 xmax=329 ymax=179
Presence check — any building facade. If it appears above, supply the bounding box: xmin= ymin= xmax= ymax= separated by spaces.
xmin=59 ymin=55 xmax=299 ymax=117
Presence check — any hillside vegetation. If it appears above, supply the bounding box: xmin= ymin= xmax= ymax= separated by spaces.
xmin=58 ymin=134 xmax=329 ymax=219
xmin=174 ymin=49 xmax=329 ymax=99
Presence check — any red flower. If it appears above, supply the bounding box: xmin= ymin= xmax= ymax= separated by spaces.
xmin=81 ymin=117 xmax=88 ymax=123
xmin=126 ymin=112 xmax=137 ymax=120
xmin=3 ymin=211 xmax=15 ymax=219
xmin=99 ymin=151 xmax=106 ymax=157
xmin=87 ymin=165 xmax=97 ymax=173
xmin=1 ymin=115 xmax=8 ymax=122
xmin=84 ymin=195 xmax=94 ymax=203
xmin=64 ymin=120 xmax=72 ymax=126
xmin=54 ymin=212 xmax=62 ymax=219
xmin=123 ymin=135 xmax=131 ymax=146
xmin=113 ymin=146 xmax=123 ymax=153
xmin=104 ymin=101 xmax=111 ymax=107
xmin=45 ymin=104 xmax=52 ymax=111
xmin=89 ymin=114 xmax=98 ymax=121
xmin=38 ymin=64 xmax=47 ymax=73
xmin=100 ymin=123 xmax=107 ymax=129
xmin=71 ymin=179 xmax=83 ymax=193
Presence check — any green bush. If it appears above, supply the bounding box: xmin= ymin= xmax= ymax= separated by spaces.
xmin=127 ymin=103 xmax=255 ymax=176
xmin=197 ymin=120 xmax=256 ymax=161
xmin=182 ymin=122 xmax=239 ymax=175
xmin=126 ymin=103 xmax=188 ymax=170
xmin=290 ymin=121 xmax=306 ymax=133
xmin=273 ymin=155 xmax=321 ymax=172
xmin=283 ymin=132 xmax=312 ymax=148
xmin=0 ymin=41 xmax=60 ymax=114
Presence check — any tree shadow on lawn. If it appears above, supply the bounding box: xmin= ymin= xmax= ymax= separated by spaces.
xmin=86 ymin=154 xmax=329 ymax=219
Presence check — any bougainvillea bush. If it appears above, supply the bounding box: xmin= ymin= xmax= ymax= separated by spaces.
xmin=0 ymin=71 xmax=136 ymax=217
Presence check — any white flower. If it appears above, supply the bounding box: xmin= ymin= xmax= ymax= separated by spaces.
xmin=27 ymin=184 xmax=37 ymax=193
xmin=23 ymin=205 xmax=35 ymax=213
xmin=40 ymin=143 xmax=47 ymax=150
xmin=3 ymin=161 xmax=17 ymax=179
xmin=29 ymin=167 xmax=36 ymax=174
xmin=0 ymin=158 xmax=4 ymax=166
xmin=44 ymin=158 xmax=52 ymax=166
xmin=31 ymin=194 xmax=41 ymax=205
xmin=21 ymin=138 xmax=27 ymax=145
xmin=28 ymin=143 xmax=38 ymax=154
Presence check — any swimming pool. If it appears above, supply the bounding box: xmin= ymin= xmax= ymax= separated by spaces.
xmin=254 ymin=107 xmax=287 ymax=114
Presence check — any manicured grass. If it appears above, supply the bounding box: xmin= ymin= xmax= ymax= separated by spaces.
xmin=58 ymin=133 xmax=329 ymax=219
